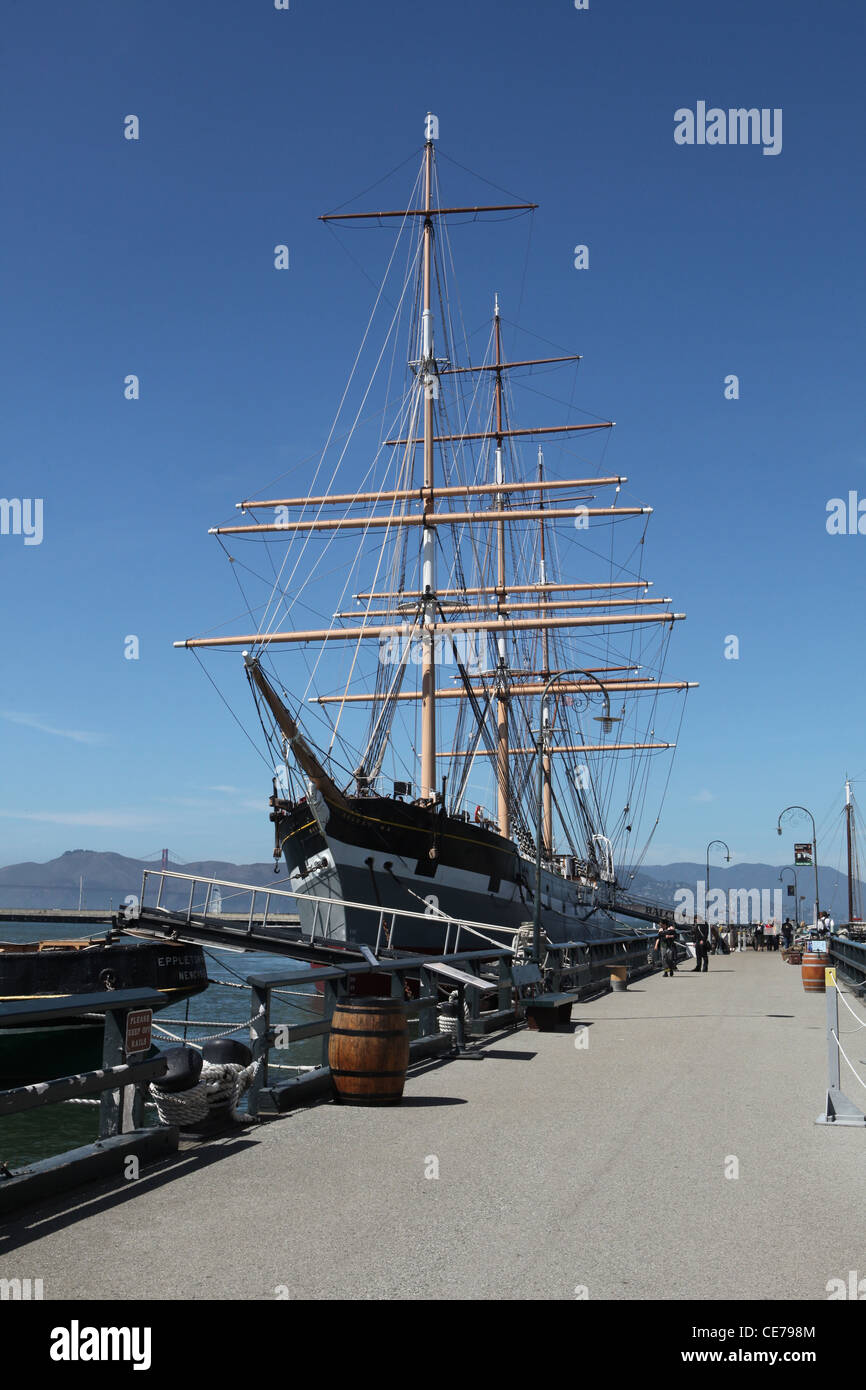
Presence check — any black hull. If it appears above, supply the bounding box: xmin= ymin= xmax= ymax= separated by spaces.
xmin=0 ymin=937 xmax=208 ymax=1006
xmin=275 ymin=793 xmax=655 ymax=951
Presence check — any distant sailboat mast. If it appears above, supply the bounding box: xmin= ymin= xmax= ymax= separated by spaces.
xmin=846 ymin=776 xmax=856 ymax=922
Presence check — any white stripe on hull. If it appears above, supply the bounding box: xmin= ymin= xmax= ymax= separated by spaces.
xmin=287 ymin=833 xmax=649 ymax=949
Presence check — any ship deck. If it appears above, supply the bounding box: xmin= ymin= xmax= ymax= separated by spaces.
xmin=1 ymin=949 xmax=861 ymax=1300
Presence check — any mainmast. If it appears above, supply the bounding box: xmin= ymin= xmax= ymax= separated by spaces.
xmin=420 ymin=115 xmax=438 ymax=800
xmin=493 ymin=296 xmax=510 ymax=836
xmin=538 ymin=446 xmax=553 ymax=855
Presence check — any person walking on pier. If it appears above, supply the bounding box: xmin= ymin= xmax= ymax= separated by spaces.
xmin=752 ymin=921 xmax=763 ymax=951
xmin=693 ymin=920 xmax=709 ymax=972
xmin=656 ymin=920 xmax=679 ymax=977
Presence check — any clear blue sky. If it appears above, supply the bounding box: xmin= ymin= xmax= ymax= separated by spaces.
xmin=1 ymin=0 xmax=863 ymax=874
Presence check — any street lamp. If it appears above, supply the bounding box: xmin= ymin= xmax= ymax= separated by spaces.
xmin=779 ymin=867 xmax=798 ymax=930
xmin=776 ymin=804 xmax=820 ymax=927
xmin=706 ymin=840 xmax=731 ymax=949
xmin=705 ymin=839 xmax=731 ymax=901
xmin=533 ymin=669 xmax=619 ymax=964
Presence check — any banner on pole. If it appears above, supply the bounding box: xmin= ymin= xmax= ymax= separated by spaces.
xmin=794 ymin=842 xmax=813 ymax=866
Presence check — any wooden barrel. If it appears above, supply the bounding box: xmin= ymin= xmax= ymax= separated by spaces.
xmin=801 ymin=952 xmax=827 ymax=993
xmin=328 ymin=997 xmax=410 ymax=1105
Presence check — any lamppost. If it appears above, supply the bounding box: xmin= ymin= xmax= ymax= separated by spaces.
xmin=706 ymin=840 xmax=731 ymax=949
xmin=533 ymin=669 xmax=618 ymax=964
xmin=776 ymin=805 xmax=819 ymax=926
xmin=779 ymin=867 xmax=798 ymax=930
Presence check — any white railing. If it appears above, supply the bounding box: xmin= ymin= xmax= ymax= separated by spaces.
xmin=139 ymin=867 xmax=518 ymax=953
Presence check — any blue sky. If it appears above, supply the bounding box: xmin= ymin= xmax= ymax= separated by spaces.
xmin=1 ymin=0 xmax=864 ymax=873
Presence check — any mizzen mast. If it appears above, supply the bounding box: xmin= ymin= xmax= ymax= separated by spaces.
xmin=538 ymin=446 xmax=553 ymax=855
xmin=493 ymin=295 xmax=510 ymax=836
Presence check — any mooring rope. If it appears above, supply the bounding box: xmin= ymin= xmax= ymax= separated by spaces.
xmin=149 ymin=1056 xmax=263 ymax=1126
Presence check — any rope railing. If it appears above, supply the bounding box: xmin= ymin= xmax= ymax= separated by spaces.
xmin=816 ymin=963 xmax=866 ymax=1128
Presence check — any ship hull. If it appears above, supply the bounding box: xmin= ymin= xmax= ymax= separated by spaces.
xmin=0 ymin=936 xmax=209 ymax=1085
xmin=277 ymin=794 xmax=654 ymax=951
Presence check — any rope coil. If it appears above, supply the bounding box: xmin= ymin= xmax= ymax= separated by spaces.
xmin=149 ymin=1057 xmax=262 ymax=1127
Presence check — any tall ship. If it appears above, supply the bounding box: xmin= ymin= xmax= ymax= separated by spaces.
xmin=176 ymin=116 xmax=696 ymax=953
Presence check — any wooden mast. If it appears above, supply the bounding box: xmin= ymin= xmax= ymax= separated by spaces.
xmin=494 ymin=296 xmax=510 ymax=837
xmin=538 ymin=447 xmax=553 ymax=856
xmin=420 ymin=120 xmax=437 ymax=801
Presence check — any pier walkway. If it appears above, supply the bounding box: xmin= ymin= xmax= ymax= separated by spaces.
xmin=2 ymin=949 xmax=863 ymax=1301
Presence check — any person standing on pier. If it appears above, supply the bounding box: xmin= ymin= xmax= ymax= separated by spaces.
xmin=693 ymin=920 xmax=709 ymax=972
xmin=656 ymin=920 xmax=679 ymax=977
xmin=752 ymin=921 xmax=763 ymax=951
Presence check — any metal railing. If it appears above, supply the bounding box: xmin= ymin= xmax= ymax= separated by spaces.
xmin=541 ymin=935 xmax=659 ymax=993
xmin=140 ymin=868 xmax=296 ymax=931
xmin=139 ymin=867 xmax=523 ymax=951
xmin=0 ymin=988 xmax=178 ymax=1213
xmin=245 ymin=947 xmax=516 ymax=1117
xmin=828 ymin=934 xmax=866 ymax=985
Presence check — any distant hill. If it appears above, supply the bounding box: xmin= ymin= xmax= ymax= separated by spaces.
xmin=0 ymin=851 xmax=861 ymax=922
xmin=0 ymin=850 xmax=281 ymax=913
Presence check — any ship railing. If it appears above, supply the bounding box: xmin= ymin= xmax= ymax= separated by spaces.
xmin=0 ymin=987 xmax=178 ymax=1214
xmin=245 ymin=946 xmax=517 ymax=1117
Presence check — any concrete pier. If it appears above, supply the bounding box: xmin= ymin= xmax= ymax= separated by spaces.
xmin=1 ymin=950 xmax=862 ymax=1301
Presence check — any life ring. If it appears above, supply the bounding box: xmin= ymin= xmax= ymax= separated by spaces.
xmin=474 ymin=805 xmax=483 ymax=823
